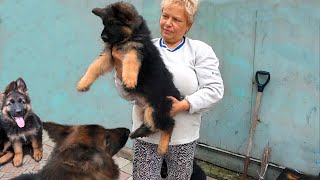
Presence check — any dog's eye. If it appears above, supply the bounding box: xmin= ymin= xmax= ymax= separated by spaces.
xmin=18 ymin=98 xmax=26 ymax=104
xmin=9 ymin=99 xmax=15 ymax=104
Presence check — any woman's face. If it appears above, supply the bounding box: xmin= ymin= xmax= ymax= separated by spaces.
xmin=160 ymin=3 xmax=191 ymax=48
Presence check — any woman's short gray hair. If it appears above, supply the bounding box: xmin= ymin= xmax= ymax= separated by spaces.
xmin=161 ymin=0 xmax=199 ymax=25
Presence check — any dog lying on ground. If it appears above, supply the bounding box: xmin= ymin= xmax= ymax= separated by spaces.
xmin=12 ymin=121 xmax=130 ymax=180
xmin=276 ymin=168 xmax=320 ymax=180
xmin=76 ymin=1 xmax=181 ymax=155
xmin=0 ymin=78 xmax=43 ymax=167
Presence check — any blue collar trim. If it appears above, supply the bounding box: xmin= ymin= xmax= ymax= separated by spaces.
xmin=159 ymin=37 xmax=185 ymax=52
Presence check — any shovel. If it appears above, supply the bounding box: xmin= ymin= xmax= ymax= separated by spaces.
xmin=243 ymin=71 xmax=271 ymax=180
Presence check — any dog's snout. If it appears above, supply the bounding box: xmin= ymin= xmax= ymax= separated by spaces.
xmin=101 ymin=34 xmax=108 ymax=42
xmin=15 ymin=109 xmax=23 ymax=115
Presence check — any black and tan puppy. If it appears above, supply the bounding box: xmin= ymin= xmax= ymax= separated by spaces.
xmin=0 ymin=78 xmax=43 ymax=167
xmin=276 ymin=168 xmax=320 ymax=180
xmin=77 ymin=1 xmax=181 ymax=155
xmin=12 ymin=122 xmax=130 ymax=180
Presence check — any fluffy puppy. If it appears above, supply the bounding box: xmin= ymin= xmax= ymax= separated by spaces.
xmin=0 ymin=78 xmax=43 ymax=167
xmin=77 ymin=2 xmax=181 ymax=155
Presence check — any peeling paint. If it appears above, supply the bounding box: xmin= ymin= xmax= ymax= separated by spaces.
xmin=306 ymin=107 xmax=317 ymax=125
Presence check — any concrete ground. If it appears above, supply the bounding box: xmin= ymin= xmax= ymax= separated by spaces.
xmin=0 ymin=130 xmax=217 ymax=180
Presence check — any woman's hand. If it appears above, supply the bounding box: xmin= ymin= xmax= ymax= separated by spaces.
xmin=111 ymin=47 xmax=123 ymax=80
xmin=167 ymin=96 xmax=190 ymax=117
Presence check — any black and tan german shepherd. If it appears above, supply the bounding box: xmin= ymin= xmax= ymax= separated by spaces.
xmin=0 ymin=78 xmax=43 ymax=167
xmin=77 ymin=1 xmax=181 ymax=155
xmin=276 ymin=168 xmax=320 ymax=180
xmin=12 ymin=121 xmax=130 ymax=180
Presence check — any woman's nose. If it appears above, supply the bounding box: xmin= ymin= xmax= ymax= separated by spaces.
xmin=165 ymin=18 xmax=173 ymax=26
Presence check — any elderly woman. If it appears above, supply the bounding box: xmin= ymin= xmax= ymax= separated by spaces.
xmin=113 ymin=0 xmax=224 ymax=179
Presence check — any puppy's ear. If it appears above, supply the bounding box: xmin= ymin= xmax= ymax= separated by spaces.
xmin=43 ymin=122 xmax=71 ymax=143
xmin=116 ymin=3 xmax=137 ymax=21
xmin=106 ymin=128 xmax=130 ymax=156
xmin=3 ymin=81 xmax=17 ymax=95
xmin=92 ymin=8 xmax=105 ymax=18
xmin=0 ymin=92 xmax=4 ymax=108
xmin=116 ymin=3 xmax=142 ymax=28
xmin=16 ymin=78 xmax=28 ymax=94
xmin=133 ymin=15 xmax=143 ymax=28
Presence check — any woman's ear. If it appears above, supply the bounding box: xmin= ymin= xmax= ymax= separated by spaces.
xmin=185 ymin=23 xmax=193 ymax=34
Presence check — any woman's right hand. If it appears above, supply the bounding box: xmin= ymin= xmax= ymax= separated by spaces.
xmin=111 ymin=47 xmax=123 ymax=80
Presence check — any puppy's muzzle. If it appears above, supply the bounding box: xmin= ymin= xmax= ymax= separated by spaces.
xmin=101 ymin=34 xmax=108 ymax=42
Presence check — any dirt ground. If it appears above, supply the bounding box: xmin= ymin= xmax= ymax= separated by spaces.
xmin=196 ymin=159 xmax=256 ymax=180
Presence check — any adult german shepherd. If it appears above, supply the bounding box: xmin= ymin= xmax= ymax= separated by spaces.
xmin=12 ymin=121 xmax=130 ymax=180
xmin=77 ymin=1 xmax=181 ymax=155
xmin=0 ymin=78 xmax=43 ymax=167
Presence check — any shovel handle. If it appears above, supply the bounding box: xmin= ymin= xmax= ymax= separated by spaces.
xmin=243 ymin=156 xmax=250 ymax=180
xmin=255 ymin=71 xmax=270 ymax=92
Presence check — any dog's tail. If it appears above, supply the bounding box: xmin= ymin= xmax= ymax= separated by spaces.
xmin=129 ymin=123 xmax=153 ymax=139
xmin=0 ymin=151 xmax=14 ymax=164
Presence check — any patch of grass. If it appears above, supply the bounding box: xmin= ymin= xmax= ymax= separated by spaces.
xmin=195 ymin=159 xmax=256 ymax=180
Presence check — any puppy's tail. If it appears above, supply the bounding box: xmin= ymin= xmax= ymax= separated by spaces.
xmin=130 ymin=124 xmax=153 ymax=139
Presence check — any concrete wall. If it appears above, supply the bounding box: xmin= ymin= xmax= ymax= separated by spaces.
xmin=0 ymin=0 xmax=319 ymax=178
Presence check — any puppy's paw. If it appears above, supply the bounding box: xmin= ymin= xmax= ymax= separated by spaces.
xmin=122 ymin=76 xmax=137 ymax=89
xmin=33 ymin=149 xmax=43 ymax=162
xmin=77 ymin=78 xmax=91 ymax=92
xmin=13 ymin=156 xmax=23 ymax=167
xmin=123 ymin=80 xmax=137 ymax=89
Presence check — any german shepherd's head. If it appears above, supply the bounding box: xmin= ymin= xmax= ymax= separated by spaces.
xmin=92 ymin=1 xmax=143 ymax=44
xmin=41 ymin=122 xmax=130 ymax=179
xmin=0 ymin=78 xmax=31 ymax=128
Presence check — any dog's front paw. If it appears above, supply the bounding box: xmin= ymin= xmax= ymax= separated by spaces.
xmin=13 ymin=155 xmax=23 ymax=167
xmin=33 ymin=149 xmax=43 ymax=162
xmin=123 ymin=80 xmax=137 ymax=89
xmin=77 ymin=78 xmax=91 ymax=92
xmin=122 ymin=77 xmax=137 ymax=89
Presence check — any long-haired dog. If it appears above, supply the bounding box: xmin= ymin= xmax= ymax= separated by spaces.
xmin=76 ymin=1 xmax=181 ymax=155
xmin=0 ymin=78 xmax=43 ymax=167
xmin=12 ymin=121 xmax=130 ymax=180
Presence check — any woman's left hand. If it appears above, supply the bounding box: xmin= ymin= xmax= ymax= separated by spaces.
xmin=167 ymin=96 xmax=190 ymax=117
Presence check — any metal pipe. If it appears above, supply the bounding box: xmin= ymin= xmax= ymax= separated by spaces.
xmin=197 ymin=143 xmax=285 ymax=170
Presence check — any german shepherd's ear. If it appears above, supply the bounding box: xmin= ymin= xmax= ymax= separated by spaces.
xmin=3 ymin=81 xmax=17 ymax=95
xmin=133 ymin=15 xmax=143 ymax=29
xmin=92 ymin=8 xmax=105 ymax=18
xmin=106 ymin=128 xmax=130 ymax=156
xmin=0 ymin=92 xmax=4 ymax=108
xmin=16 ymin=78 xmax=28 ymax=94
xmin=43 ymin=122 xmax=71 ymax=143
xmin=115 ymin=2 xmax=142 ymax=29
